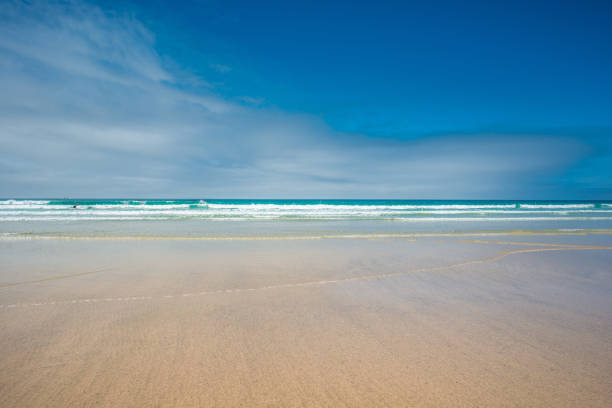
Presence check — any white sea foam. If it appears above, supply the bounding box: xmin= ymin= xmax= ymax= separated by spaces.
xmin=519 ymin=204 xmax=595 ymax=209
xmin=1 ymin=209 xmax=610 ymax=217
xmin=0 ymin=200 xmax=50 ymax=205
xmin=2 ymin=216 xmax=612 ymax=222
xmin=1 ymin=200 xmax=611 ymax=222
xmin=205 ymin=203 xmax=518 ymax=210
xmin=0 ymin=203 xmax=202 ymax=210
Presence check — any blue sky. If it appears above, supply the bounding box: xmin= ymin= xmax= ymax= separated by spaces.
xmin=140 ymin=0 xmax=612 ymax=134
xmin=0 ymin=0 xmax=611 ymax=198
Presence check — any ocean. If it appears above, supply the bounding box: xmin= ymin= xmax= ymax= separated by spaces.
xmin=2 ymin=199 xmax=612 ymax=238
xmin=2 ymin=199 xmax=612 ymax=221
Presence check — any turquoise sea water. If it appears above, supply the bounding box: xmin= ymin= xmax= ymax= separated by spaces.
xmin=1 ymin=199 xmax=612 ymax=221
xmin=2 ymin=199 xmax=612 ymax=237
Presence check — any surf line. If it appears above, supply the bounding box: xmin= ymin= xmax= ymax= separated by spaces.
xmin=1 ymin=244 xmax=611 ymax=310
xmin=0 ymin=267 xmax=114 ymax=288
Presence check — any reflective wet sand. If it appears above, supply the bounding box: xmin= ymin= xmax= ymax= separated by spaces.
xmin=1 ymin=235 xmax=611 ymax=407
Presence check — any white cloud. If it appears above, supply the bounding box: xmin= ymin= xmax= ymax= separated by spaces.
xmin=0 ymin=0 xmax=593 ymax=198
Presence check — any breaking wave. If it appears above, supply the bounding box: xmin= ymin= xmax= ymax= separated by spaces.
xmin=0 ymin=199 xmax=610 ymax=221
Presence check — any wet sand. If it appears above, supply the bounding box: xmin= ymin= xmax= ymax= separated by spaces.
xmin=1 ymin=235 xmax=611 ymax=407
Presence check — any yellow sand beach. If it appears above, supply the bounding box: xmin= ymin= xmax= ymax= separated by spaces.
xmin=1 ymin=235 xmax=611 ymax=407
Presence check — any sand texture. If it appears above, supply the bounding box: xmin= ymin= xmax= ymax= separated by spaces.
xmin=1 ymin=235 xmax=612 ymax=407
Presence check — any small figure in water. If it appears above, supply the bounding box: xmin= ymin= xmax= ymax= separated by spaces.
xmin=73 ymin=203 xmax=79 ymax=209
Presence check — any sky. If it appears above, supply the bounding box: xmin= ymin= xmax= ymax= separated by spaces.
xmin=0 ymin=0 xmax=611 ymax=199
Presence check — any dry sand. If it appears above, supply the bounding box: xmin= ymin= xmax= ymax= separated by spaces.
xmin=1 ymin=235 xmax=611 ymax=407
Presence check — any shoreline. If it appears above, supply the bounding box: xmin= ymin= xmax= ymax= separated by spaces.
xmin=2 ymin=228 xmax=612 ymax=241
xmin=2 ymin=241 xmax=611 ymax=310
